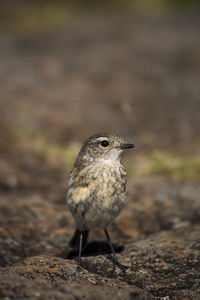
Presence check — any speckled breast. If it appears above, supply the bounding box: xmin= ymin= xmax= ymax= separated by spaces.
xmin=67 ymin=161 xmax=127 ymax=230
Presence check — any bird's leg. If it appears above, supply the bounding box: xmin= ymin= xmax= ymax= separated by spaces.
xmin=104 ymin=229 xmax=118 ymax=265
xmin=104 ymin=229 xmax=128 ymax=272
xmin=76 ymin=231 xmax=83 ymax=271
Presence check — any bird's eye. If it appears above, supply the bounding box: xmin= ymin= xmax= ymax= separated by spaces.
xmin=101 ymin=140 xmax=109 ymax=147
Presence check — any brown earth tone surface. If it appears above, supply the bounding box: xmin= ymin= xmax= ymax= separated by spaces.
xmin=0 ymin=9 xmax=200 ymax=300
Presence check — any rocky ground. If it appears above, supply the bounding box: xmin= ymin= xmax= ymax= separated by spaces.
xmin=0 ymin=8 xmax=200 ymax=300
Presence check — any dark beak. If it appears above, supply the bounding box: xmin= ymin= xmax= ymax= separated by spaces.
xmin=120 ymin=143 xmax=135 ymax=149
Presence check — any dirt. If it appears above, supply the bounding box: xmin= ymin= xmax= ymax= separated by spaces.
xmin=0 ymin=9 xmax=200 ymax=300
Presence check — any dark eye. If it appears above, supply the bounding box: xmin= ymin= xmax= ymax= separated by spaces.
xmin=101 ymin=140 xmax=109 ymax=147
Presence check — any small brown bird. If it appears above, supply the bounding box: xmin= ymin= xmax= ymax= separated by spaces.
xmin=66 ymin=133 xmax=134 ymax=269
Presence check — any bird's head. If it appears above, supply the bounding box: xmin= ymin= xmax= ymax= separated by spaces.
xmin=77 ymin=133 xmax=134 ymax=163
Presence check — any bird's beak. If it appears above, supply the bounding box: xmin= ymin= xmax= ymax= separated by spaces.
xmin=120 ymin=143 xmax=135 ymax=149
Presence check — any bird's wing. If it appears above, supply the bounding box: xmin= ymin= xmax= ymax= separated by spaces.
xmin=67 ymin=180 xmax=96 ymax=205
xmin=70 ymin=185 xmax=91 ymax=203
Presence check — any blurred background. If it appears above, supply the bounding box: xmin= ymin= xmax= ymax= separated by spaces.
xmin=0 ymin=0 xmax=200 ymax=265
xmin=1 ymin=0 xmax=200 ymax=182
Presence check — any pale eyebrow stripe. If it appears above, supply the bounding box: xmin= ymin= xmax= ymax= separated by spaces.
xmin=96 ymin=137 xmax=108 ymax=141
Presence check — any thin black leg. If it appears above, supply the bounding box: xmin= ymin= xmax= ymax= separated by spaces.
xmin=104 ymin=229 xmax=118 ymax=264
xmin=77 ymin=231 xmax=83 ymax=270
xmin=104 ymin=229 xmax=128 ymax=272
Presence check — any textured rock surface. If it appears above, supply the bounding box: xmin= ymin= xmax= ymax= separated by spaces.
xmin=0 ymin=173 xmax=200 ymax=299
xmin=0 ymin=226 xmax=200 ymax=299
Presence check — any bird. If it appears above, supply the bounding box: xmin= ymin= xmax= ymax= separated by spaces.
xmin=66 ymin=133 xmax=134 ymax=270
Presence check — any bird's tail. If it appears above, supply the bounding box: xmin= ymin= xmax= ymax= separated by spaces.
xmin=69 ymin=228 xmax=89 ymax=249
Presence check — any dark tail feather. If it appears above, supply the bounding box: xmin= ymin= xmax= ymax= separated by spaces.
xmin=69 ymin=228 xmax=89 ymax=249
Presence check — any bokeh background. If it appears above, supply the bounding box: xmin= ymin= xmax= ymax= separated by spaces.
xmin=1 ymin=0 xmax=200 ymax=183
xmin=0 ymin=0 xmax=200 ymax=277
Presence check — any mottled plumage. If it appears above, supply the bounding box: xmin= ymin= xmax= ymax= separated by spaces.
xmin=66 ymin=133 xmax=134 ymax=269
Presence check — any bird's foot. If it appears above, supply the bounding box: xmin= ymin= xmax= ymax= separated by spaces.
xmin=107 ymin=254 xmax=128 ymax=274
xmin=75 ymin=257 xmax=84 ymax=273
